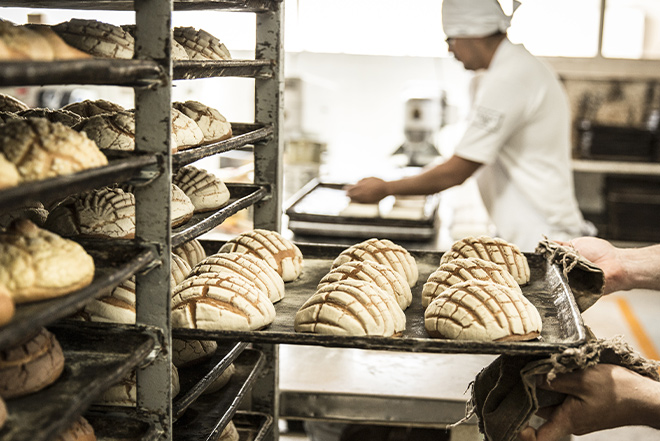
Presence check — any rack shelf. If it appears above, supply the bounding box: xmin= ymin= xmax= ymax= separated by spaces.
xmin=0 ymin=0 xmax=278 ymax=12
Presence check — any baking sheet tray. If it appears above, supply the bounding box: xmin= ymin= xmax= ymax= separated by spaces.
xmin=176 ymin=242 xmax=587 ymax=355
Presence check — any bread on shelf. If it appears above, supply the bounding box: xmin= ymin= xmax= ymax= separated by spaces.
xmin=202 ymin=362 xmax=235 ymax=395
xmin=173 ymin=165 xmax=230 ymax=213
xmin=53 ymin=416 xmax=96 ymax=441
xmin=24 ymin=24 xmax=92 ymax=60
xmin=172 ymin=338 xmax=217 ymax=368
xmin=172 ymin=101 xmax=232 ymax=143
xmin=61 ymin=99 xmax=126 ymax=118
xmin=52 ymin=19 xmax=134 ymax=59
xmin=0 ymin=284 xmax=15 ymax=327
xmin=218 ymin=421 xmax=239 ymax=441
xmin=173 ymin=238 xmax=207 ymax=268
xmin=171 ymin=108 xmax=204 ymax=151
xmin=0 ymin=152 xmax=19 ymax=190
xmin=17 ymin=108 xmax=83 ymax=127
xmin=95 ymin=364 xmax=179 ymax=407
xmin=0 ymin=20 xmax=54 ymax=61
xmin=173 ymin=26 xmax=231 ymax=61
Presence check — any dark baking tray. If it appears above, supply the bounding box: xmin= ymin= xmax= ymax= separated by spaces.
xmin=174 ymin=242 xmax=587 ymax=355
xmin=234 ymin=411 xmax=274 ymax=441
xmin=0 ymin=240 xmax=157 ymax=350
xmin=173 ymin=349 xmax=265 ymax=441
xmin=0 ymin=322 xmax=156 ymax=441
xmin=84 ymin=410 xmax=159 ymax=441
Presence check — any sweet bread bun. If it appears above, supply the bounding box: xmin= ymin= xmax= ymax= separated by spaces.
xmin=17 ymin=108 xmax=83 ymax=127
xmin=295 ymin=279 xmax=405 ymax=337
xmin=0 ymin=118 xmax=107 ymax=183
xmin=171 ymin=108 xmax=204 ymax=151
xmin=331 ymin=238 xmax=418 ymax=287
xmin=422 ymin=257 xmax=521 ymax=308
xmin=218 ymin=229 xmax=303 ymax=282
xmin=0 ymin=328 xmax=65 ymax=399
xmin=172 ymin=338 xmax=217 ymax=368
xmin=171 ymin=253 xmax=192 ymax=287
xmin=189 ymin=252 xmax=285 ymax=303
xmin=0 ymin=20 xmax=53 ymax=61
xmin=24 ymin=24 xmax=92 ymax=60
xmin=96 ymin=364 xmax=179 ymax=406
xmin=53 ymin=19 xmax=134 ymax=59
xmin=0 ymin=220 xmax=95 ymax=303
xmin=319 ymin=260 xmax=411 ymax=310
xmin=0 ymin=201 xmax=49 ymax=229
xmin=440 ymin=236 xmax=530 ymax=285
xmin=61 ymin=99 xmax=126 ymax=118
xmin=217 ymin=421 xmax=239 ymax=441
xmin=0 ymin=284 xmax=15 ymax=327
xmin=0 ymin=396 xmax=6 ymax=430
xmin=54 ymin=416 xmax=96 ymax=441
xmin=45 ymin=187 xmax=135 ymax=239
xmin=0 ymin=93 xmax=29 ymax=113
xmin=0 ymin=152 xmax=19 ymax=189
xmin=171 ymin=273 xmax=276 ymax=331
xmin=424 ymin=280 xmax=542 ymax=341
xmin=202 ymin=362 xmax=235 ymax=395
xmin=120 ymin=24 xmax=189 ymax=60
xmin=172 ymin=101 xmax=232 ymax=143
xmin=0 ymin=110 xmax=23 ymax=124
xmin=173 ymin=27 xmax=231 ymax=60
xmin=73 ymin=111 xmax=141 ymax=152
xmin=174 ymin=239 xmax=206 ymax=268
xmin=173 ymin=165 xmax=230 ymax=213
xmin=171 ymin=183 xmax=195 ymax=228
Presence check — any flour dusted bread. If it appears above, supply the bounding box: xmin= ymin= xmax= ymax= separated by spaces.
xmin=0 ymin=93 xmax=29 ymax=113
xmin=424 ymin=279 xmax=542 ymax=341
xmin=422 ymin=257 xmax=521 ymax=308
xmin=319 ymin=260 xmax=411 ymax=310
xmin=172 ymin=339 xmax=217 ymax=368
xmin=53 ymin=19 xmax=134 ymax=59
xmin=121 ymin=24 xmax=189 ymax=60
xmin=54 ymin=416 xmax=96 ymax=441
xmin=331 ymin=238 xmax=418 ymax=287
xmin=0 ymin=20 xmax=53 ymax=61
xmin=173 ymin=101 xmax=232 ymax=143
xmin=45 ymin=187 xmax=135 ymax=239
xmin=0 ymin=328 xmax=65 ymax=399
xmin=173 ymin=26 xmax=231 ymax=60
xmin=0 ymin=201 xmax=48 ymax=230
xmin=189 ymin=252 xmax=285 ymax=303
xmin=24 ymin=24 xmax=92 ymax=60
xmin=0 ymin=220 xmax=95 ymax=303
xmin=17 ymin=108 xmax=83 ymax=127
xmin=0 ymin=285 xmax=15 ymax=327
xmin=171 ymin=273 xmax=276 ymax=331
xmin=0 ymin=152 xmax=19 ymax=189
xmin=174 ymin=238 xmax=206 ymax=268
xmin=0 ymin=118 xmax=107 ymax=183
xmin=73 ymin=111 xmax=141 ymax=152
xmin=171 ymin=183 xmax=195 ymax=227
xmin=96 ymin=364 xmax=179 ymax=406
xmin=172 ymin=108 xmax=204 ymax=151
xmin=62 ymin=99 xmax=126 ymax=118
xmin=440 ymin=236 xmax=531 ymax=285
xmin=171 ymin=253 xmax=192 ymax=286
xmin=219 ymin=229 xmax=303 ymax=282
xmin=173 ymin=165 xmax=230 ymax=213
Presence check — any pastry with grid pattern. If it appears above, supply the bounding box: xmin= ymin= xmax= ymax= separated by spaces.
xmin=53 ymin=19 xmax=134 ymax=59
xmin=0 ymin=93 xmax=29 ymax=113
xmin=172 ymin=339 xmax=217 ymax=368
xmin=115 ymin=183 xmax=194 ymax=228
xmin=319 ymin=260 xmax=411 ymax=310
xmin=61 ymin=99 xmax=126 ymax=118
xmin=189 ymin=252 xmax=285 ymax=303
xmin=120 ymin=24 xmax=189 ymax=60
xmin=173 ymin=165 xmax=230 ymax=213
xmin=424 ymin=279 xmax=542 ymax=341
xmin=0 ymin=220 xmax=95 ymax=304
xmin=0 ymin=118 xmax=107 ymax=183
xmin=17 ymin=108 xmax=82 ymax=127
xmin=174 ymin=238 xmax=207 ymax=269
xmin=439 ymin=236 xmax=531 ymax=285
xmin=173 ymin=101 xmax=232 ymax=143
xmin=295 ymin=279 xmax=405 ymax=337
xmin=171 ymin=273 xmax=276 ymax=331
xmin=331 ymin=238 xmax=418 ymax=287
xmin=171 ymin=107 xmax=205 ymax=151
xmin=173 ymin=26 xmax=231 ymax=60
xmin=218 ymin=229 xmax=304 ymax=282
xmin=422 ymin=257 xmax=521 ymax=308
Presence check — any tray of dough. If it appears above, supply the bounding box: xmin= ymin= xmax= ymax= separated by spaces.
xmin=173 ymin=242 xmax=587 ymax=356
xmin=285 ymin=180 xmax=439 ymax=241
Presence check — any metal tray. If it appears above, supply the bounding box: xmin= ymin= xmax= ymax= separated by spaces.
xmin=234 ymin=411 xmax=274 ymax=441
xmin=175 ymin=242 xmax=587 ymax=355
xmin=84 ymin=411 xmax=159 ymax=441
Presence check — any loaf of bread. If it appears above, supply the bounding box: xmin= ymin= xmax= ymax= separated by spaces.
xmin=424 ymin=279 xmax=542 ymax=341
xmin=0 ymin=20 xmax=53 ymax=61
xmin=172 ymin=108 xmax=205 ymax=151
xmin=0 ymin=110 xmax=23 ymax=125
xmin=0 ymin=284 xmax=15 ymax=327
xmin=174 ymin=238 xmax=207 ymax=268
xmin=0 ymin=152 xmax=19 ymax=189
xmin=53 ymin=19 xmax=134 ymax=59
xmin=45 ymin=187 xmax=135 ymax=239
xmin=422 ymin=257 xmax=521 ymax=308
xmin=0 ymin=93 xmax=29 ymax=113
xmin=172 ymin=338 xmax=217 ymax=368
xmin=73 ymin=111 xmax=135 ymax=151
xmin=202 ymin=362 xmax=235 ymax=395
xmin=54 ymin=416 xmax=96 ymax=441
xmin=0 ymin=118 xmax=108 ymax=183
xmin=171 ymin=183 xmax=195 ymax=227
xmin=173 ymin=27 xmax=231 ymax=60
xmin=171 ymin=253 xmax=192 ymax=287
xmin=319 ymin=260 xmax=412 ymax=310
xmin=24 ymin=24 xmax=92 ymax=60
xmin=439 ymin=236 xmax=531 ymax=285
xmin=61 ymin=99 xmax=126 ymax=118
xmin=120 ymin=24 xmax=189 ymax=60
xmin=295 ymin=279 xmax=405 ymax=337
xmin=172 ymin=101 xmax=232 ymax=143
xmin=0 ymin=201 xmax=49 ymax=230
xmin=0 ymin=328 xmax=65 ymax=399
xmin=17 ymin=108 xmax=83 ymax=127
xmin=95 ymin=364 xmax=179 ymax=406
xmin=218 ymin=229 xmax=304 ymax=282
xmin=171 ymin=273 xmax=276 ymax=331
xmin=173 ymin=165 xmax=230 ymax=213
xmin=188 ymin=252 xmax=285 ymax=303
xmin=0 ymin=220 xmax=95 ymax=303
xmin=331 ymin=238 xmax=418 ymax=287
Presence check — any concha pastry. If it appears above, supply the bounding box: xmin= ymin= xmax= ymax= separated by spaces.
xmin=115 ymin=183 xmax=194 ymax=228
xmin=53 ymin=19 xmax=134 ymax=59
xmin=0 ymin=110 xmax=23 ymax=124
xmin=61 ymin=99 xmax=126 ymax=118
xmin=171 ymin=253 xmax=192 ymax=287
xmin=95 ymin=364 xmax=179 ymax=406
xmin=120 ymin=24 xmax=189 ymax=60
xmin=172 ymin=101 xmax=232 ymax=143
xmin=0 ymin=219 xmax=95 ymax=303
xmin=0 ymin=284 xmax=15 ymax=327
xmin=0 ymin=118 xmax=108 ymax=183
xmin=173 ymin=26 xmax=231 ymax=60
xmin=295 ymin=279 xmax=405 ymax=337
xmin=173 ymin=165 xmax=230 ymax=213
xmin=54 ymin=416 xmax=96 ymax=441
xmin=174 ymin=238 xmax=206 ymax=268
xmin=45 ymin=187 xmax=135 ymax=239
xmin=0 ymin=201 xmax=49 ymax=229
xmin=203 ymin=362 xmax=235 ymax=395
xmin=74 ymin=111 xmax=139 ymax=152
xmin=422 ymin=257 xmax=521 ymax=308
xmin=0 ymin=20 xmax=53 ymax=61
xmin=424 ymin=279 xmax=542 ymax=341
xmin=189 ymin=252 xmax=285 ymax=303
xmin=218 ymin=229 xmax=303 ymax=282
xmin=171 ymin=273 xmax=276 ymax=331
xmin=17 ymin=108 xmax=83 ymax=127
xmin=331 ymin=238 xmax=418 ymax=287
xmin=24 ymin=24 xmax=92 ymax=60
xmin=439 ymin=236 xmax=531 ymax=285
xmin=0 ymin=152 xmax=19 ymax=189
xmin=171 ymin=108 xmax=204 ymax=151
xmin=0 ymin=93 xmax=29 ymax=113
xmin=172 ymin=338 xmax=217 ymax=368
xmin=319 ymin=260 xmax=411 ymax=310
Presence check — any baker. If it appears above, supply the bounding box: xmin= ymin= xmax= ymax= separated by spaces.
xmin=346 ymin=0 xmax=592 ymax=251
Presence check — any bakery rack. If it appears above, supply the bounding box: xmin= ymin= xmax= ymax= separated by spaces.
xmin=0 ymin=0 xmax=283 ymax=440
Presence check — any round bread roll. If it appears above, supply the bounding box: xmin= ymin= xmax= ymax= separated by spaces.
xmin=95 ymin=364 xmax=179 ymax=406
xmin=54 ymin=416 xmax=96 ymax=441
xmin=424 ymin=279 xmax=542 ymax=341
xmin=0 ymin=93 xmax=29 ymax=113
xmin=174 ymin=239 xmax=207 ymax=268
xmin=171 ymin=253 xmax=192 ymax=287
xmin=0 ymin=118 xmax=108 ymax=183
xmin=0 ymin=20 xmax=53 ymax=61
xmin=422 ymin=257 xmax=521 ymax=308
xmin=61 ymin=99 xmax=126 ymax=118
xmin=17 ymin=108 xmax=82 ymax=127
xmin=24 ymin=24 xmax=92 ymax=61
xmin=440 ymin=236 xmax=531 ymax=285
xmin=172 ymin=338 xmax=217 ymax=368
xmin=0 ymin=396 xmax=6 ymax=431
xmin=218 ymin=229 xmax=303 ymax=282
xmin=53 ymin=19 xmax=134 ymax=59
xmin=73 ymin=111 xmax=137 ymax=151
xmin=189 ymin=252 xmax=285 ymax=303
xmin=171 ymin=108 xmax=204 ymax=151
xmin=0 ymin=152 xmax=19 ymax=189
xmin=295 ymin=279 xmax=405 ymax=337
xmin=121 ymin=24 xmax=189 ymax=60
xmin=171 ymin=183 xmax=195 ymax=228
xmin=319 ymin=260 xmax=411 ymax=310
xmin=0 ymin=328 xmax=65 ymax=399
xmin=0 ymin=284 xmax=15 ymax=327
xmin=173 ymin=165 xmax=230 ymax=213
xmin=203 ymin=362 xmax=235 ymax=395
xmin=0 ymin=219 xmax=95 ymax=303
xmin=331 ymin=238 xmax=418 ymax=287
xmin=173 ymin=26 xmax=231 ymax=60
xmin=0 ymin=110 xmax=24 ymax=125
xmin=171 ymin=273 xmax=275 ymax=331
xmin=172 ymin=101 xmax=232 ymax=143
xmin=0 ymin=201 xmax=49 ymax=230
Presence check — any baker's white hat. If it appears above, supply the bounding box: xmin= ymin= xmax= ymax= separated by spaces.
xmin=442 ymin=0 xmax=521 ymax=38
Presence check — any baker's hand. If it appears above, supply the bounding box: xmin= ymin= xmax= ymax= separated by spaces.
xmin=518 ymin=364 xmax=660 ymax=441
xmin=345 ymin=177 xmax=389 ymax=204
xmin=561 ymin=237 xmax=625 ymax=294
